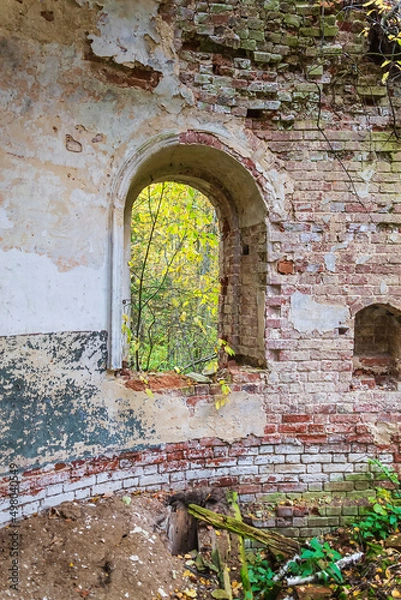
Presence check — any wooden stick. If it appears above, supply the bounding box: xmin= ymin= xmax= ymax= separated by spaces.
xmin=188 ymin=504 xmax=300 ymax=559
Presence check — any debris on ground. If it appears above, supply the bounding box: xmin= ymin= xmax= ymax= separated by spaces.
xmin=0 ymin=489 xmax=400 ymax=600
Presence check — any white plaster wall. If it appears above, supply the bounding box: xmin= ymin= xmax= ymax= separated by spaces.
xmin=0 ymin=249 xmax=108 ymax=335
xmin=0 ymin=0 xmax=276 ymax=339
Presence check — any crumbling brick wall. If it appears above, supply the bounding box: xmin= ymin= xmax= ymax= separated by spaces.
xmin=0 ymin=0 xmax=401 ymax=533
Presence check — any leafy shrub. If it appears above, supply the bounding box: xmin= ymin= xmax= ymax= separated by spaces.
xmin=354 ymin=459 xmax=401 ymax=544
xmin=287 ymin=537 xmax=344 ymax=584
xmin=247 ymin=553 xmax=281 ymax=599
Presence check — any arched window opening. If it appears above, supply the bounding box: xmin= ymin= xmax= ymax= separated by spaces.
xmin=353 ymin=304 xmax=401 ymax=390
xmin=129 ymin=182 xmax=220 ymax=374
xmin=109 ymin=135 xmax=268 ymax=371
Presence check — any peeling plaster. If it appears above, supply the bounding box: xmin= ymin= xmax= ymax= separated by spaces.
xmin=324 ymin=242 xmax=349 ymax=273
xmin=380 ymin=280 xmax=389 ymax=294
xmin=0 ymin=207 xmax=13 ymax=229
xmin=1 ymin=0 xmax=99 ymax=47
xmin=355 ymin=165 xmax=376 ymax=198
xmin=106 ymin=386 xmax=266 ymax=446
xmin=289 ymin=291 xmax=349 ymax=333
xmin=370 ymin=421 xmax=398 ymax=446
xmin=85 ymin=0 xmax=161 ymax=69
xmin=79 ymin=0 xmax=191 ymax=112
xmin=324 ymin=253 xmax=336 ymax=272
xmin=0 ymin=331 xmax=109 ymax=468
xmin=265 ymin=169 xmax=293 ymax=221
xmin=356 ymin=255 xmax=372 ymax=265
xmin=0 ymin=331 xmax=266 ymax=473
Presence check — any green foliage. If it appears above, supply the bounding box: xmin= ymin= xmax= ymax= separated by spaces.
xmin=248 ymin=539 xmax=343 ymax=599
xmin=129 ymin=182 xmax=219 ymax=372
xmin=353 ymin=459 xmax=401 ymax=543
xmin=246 ymin=460 xmax=401 ymax=599
xmin=247 ymin=553 xmax=281 ymax=599
xmin=287 ymin=538 xmax=344 ymax=584
xmin=369 ymin=458 xmax=401 ymax=490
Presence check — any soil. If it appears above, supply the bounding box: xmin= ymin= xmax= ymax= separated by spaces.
xmin=1 ymin=490 xmax=400 ymax=600
xmin=0 ymin=492 xmax=220 ymax=600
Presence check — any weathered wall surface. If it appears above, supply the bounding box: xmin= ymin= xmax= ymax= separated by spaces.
xmin=1 ymin=0 xmax=401 ymax=528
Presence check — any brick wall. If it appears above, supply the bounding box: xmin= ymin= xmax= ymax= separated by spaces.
xmin=1 ymin=378 xmax=400 ymax=534
xmin=2 ymin=0 xmax=401 ymax=536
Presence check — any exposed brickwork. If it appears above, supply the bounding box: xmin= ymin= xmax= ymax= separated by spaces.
xmin=2 ymin=0 xmax=401 ymax=538
xmin=1 ymin=381 xmax=400 ymax=534
xmin=173 ymin=0 xmax=400 ymax=128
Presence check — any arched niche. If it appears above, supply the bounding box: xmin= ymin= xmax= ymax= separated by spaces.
xmin=109 ymin=132 xmax=268 ymax=370
xmin=353 ymin=303 xmax=401 ymax=386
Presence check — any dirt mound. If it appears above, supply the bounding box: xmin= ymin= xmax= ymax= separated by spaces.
xmin=0 ymin=492 xmax=217 ymax=600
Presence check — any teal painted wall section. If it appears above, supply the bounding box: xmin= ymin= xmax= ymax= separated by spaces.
xmin=0 ymin=331 xmax=147 ymax=471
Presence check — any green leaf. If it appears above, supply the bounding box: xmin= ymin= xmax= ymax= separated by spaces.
xmin=373 ymin=503 xmax=387 ymax=516
xmin=329 ymin=563 xmax=344 ymax=583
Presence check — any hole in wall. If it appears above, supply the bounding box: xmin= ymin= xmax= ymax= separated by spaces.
xmin=246 ymin=108 xmax=265 ymax=119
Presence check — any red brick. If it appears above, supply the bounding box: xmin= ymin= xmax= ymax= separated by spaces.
xmin=308 ymin=424 xmax=326 ymax=433
xmin=211 ymin=477 xmax=239 ymax=487
xmin=54 ymin=462 xmax=68 ymax=471
xmin=186 ymin=448 xmax=214 ymax=460
xmin=276 ymin=505 xmax=294 ymax=517
xmin=279 ymin=424 xmax=308 ymax=434
xmin=159 ymin=461 xmax=189 ymax=473
xmin=264 ymin=425 xmax=278 ymax=434
xmin=167 ymin=451 xmax=184 ymax=461
xmin=298 ymin=435 xmax=328 ymax=444
xmin=165 ymin=442 xmax=188 ymax=452
xmin=201 ymin=437 xmax=226 ymax=447
xmin=238 ymin=484 xmax=262 ymax=494
xmin=283 ymin=415 xmax=312 ymax=423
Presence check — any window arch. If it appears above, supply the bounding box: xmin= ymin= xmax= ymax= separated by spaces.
xmin=353 ymin=303 xmax=401 ymax=387
xmin=109 ymin=132 xmax=268 ymax=370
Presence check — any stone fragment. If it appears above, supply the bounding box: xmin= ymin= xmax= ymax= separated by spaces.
xmin=278 ymin=259 xmax=294 ymax=274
